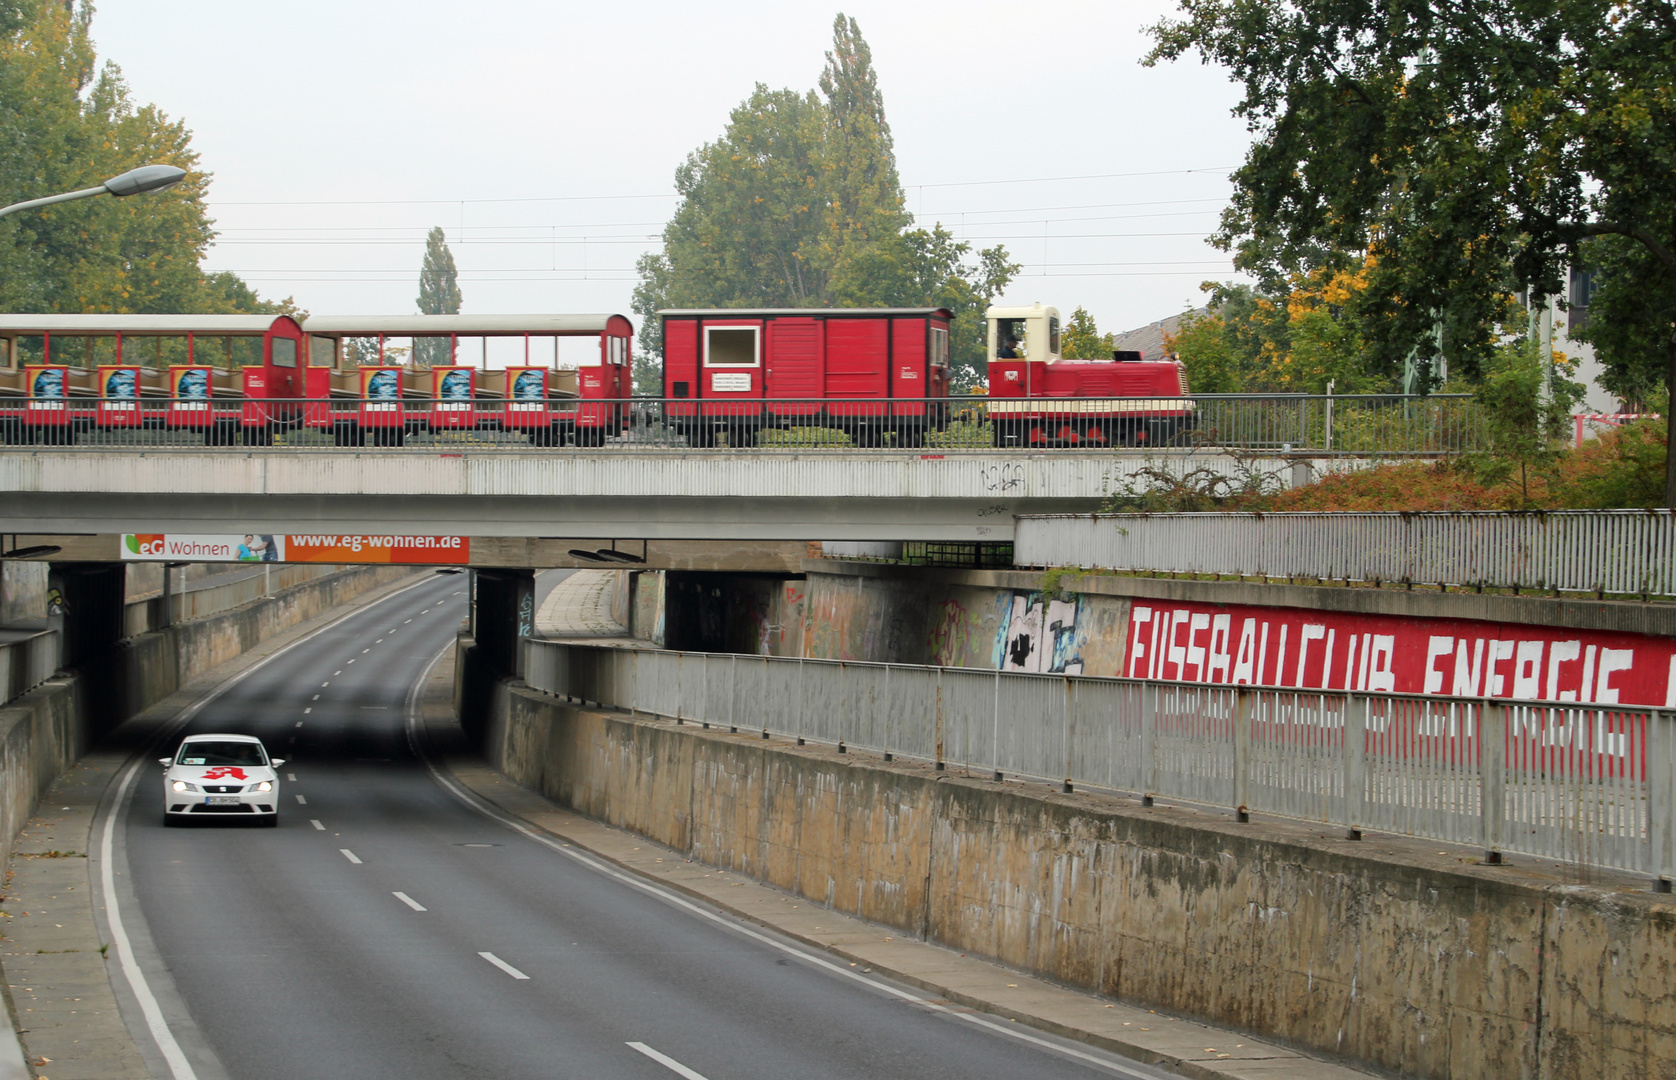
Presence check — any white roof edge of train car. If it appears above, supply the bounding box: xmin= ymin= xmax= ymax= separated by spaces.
xmin=0 ymin=314 xmax=296 ymax=333
xmin=302 ymin=314 xmax=629 ymax=335
xmin=658 ymin=308 xmax=952 ymax=318
xmin=984 ymin=303 xmax=1057 ymax=320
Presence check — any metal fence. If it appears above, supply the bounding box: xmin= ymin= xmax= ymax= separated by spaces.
xmin=524 ymin=641 xmax=1676 ymax=881
xmin=1014 ymin=510 xmax=1676 ymax=598
xmin=0 ymin=393 xmax=1482 ymax=455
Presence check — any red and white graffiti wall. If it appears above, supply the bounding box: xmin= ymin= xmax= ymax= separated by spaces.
xmin=1125 ymin=601 xmax=1676 ymax=709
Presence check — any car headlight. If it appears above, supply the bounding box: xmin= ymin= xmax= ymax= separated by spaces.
xmin=171 ymin=780 xmax=198 ymax=792
xmin=255 ymin=780 xmax=273 ymax=792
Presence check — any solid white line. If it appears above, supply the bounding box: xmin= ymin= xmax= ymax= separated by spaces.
xmin=340 ymin=849 xmax=362 ymax=864
xmin=478 ymin=951 xmax=528 ymax=979
xmin=626 ymin=1042 xmax=711 ymax=1080
xmin=393 ymin=891 xmax=426 ymax=911
xmin=92 ymin=571 xmax=440 ymax=1080
xmin=309 ymin=819 xmax=324 ymax=830
xmin=295 ymin=794 xmax=308 ymax=805
xmin=401 ymin=643 xmax=1142 ymax=1078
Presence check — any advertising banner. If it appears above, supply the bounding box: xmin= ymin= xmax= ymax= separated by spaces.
xmin=170 ymin=366 xmax=211 ymax=399
xmin=25 ymin=365 xmax=66 ymax=399
xmin=97 ymin=365 xmax=142 ymax=424
xmin=122 ymin=534 xmax=469 ymax=565
xmin=507 ymin=367 xmax=547 ymax=401
xmin=1125 ymin=599 xmax=1676 ymax=708
xmin=432 ymin=366 xmax=474 ymax=399
xmin=361 ymin=367 xmax=401 ymax=400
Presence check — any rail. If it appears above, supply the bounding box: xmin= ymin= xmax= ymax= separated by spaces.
xmin=524 ymin=641 xmax=1676 ymax=882
xmin=0 ymin=393 xmax=1483 ymax=455
xmin=1014 ymin=510 xmax=1676 ymax=599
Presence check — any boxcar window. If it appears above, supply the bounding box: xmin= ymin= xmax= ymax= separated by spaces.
xmin=704 ymin=326 xmax=759 ymax=366
xmin=930 ymin=327 xmax=949 ymax=368
xmin=309 ymin=336 xmax=337 ymax=367
xmin=271 ymin=337 xmax=298 ymax=367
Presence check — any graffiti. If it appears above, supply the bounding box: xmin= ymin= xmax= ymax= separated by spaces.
xmin=516 ymin=590 xmax=534 ymax=639
xmin=992 ymin=592 xmax=1084 ymax=674
xmin=976 ymin=503 xmax=1011 ymax=518
xmin=978 ymin=462 xmax=1025 ymax=493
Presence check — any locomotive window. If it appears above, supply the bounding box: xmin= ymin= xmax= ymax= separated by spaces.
xmin=309 ymin=336 xmax=337 ymax=367
xmin=271 ymin=338 xmax=298 ymax=367
xmin=608 ymin=337 xmax=628 ymax=366
xmin=930 ymin=327 xmax=949 ymax=368
xmin=995 ymin=318 xmax=1027 ymax=359
xmin=704 ymin=326 xmax=759 ymax=366
xmin=1048 ymin=316 xmax=1061 ymax=356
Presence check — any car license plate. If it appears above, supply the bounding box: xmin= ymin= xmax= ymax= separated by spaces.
xmin=206 ymin=796 xmax=240 ymax=806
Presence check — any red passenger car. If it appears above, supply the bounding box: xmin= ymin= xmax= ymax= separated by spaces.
xmin=659 ymin=308 xmax=953 ymax=446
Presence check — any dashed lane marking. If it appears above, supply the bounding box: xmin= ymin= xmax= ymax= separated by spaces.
xmin=627 ymin=1043 xmax=712 ymax=1080
xmin=478 ymin=952 xmax=528 ymax=980
xmin=295 ymin=794 xmax=307 ymax=805
xmin=309 ymin=819 xmax=324 ymax=830
xmin=393 ymin=892 xmax=427 ymax=912
xmin=340 ymin=849 xmax=362 ymax=865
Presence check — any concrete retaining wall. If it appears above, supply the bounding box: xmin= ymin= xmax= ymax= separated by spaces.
xmin=0 ymin=564 xmax=414 ymax=874
xmin=479 ymin=668 xmax=1676 ymax=1080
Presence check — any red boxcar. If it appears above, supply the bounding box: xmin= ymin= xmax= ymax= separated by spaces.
xmin=659 ymin=308 xmax=953 ymax=447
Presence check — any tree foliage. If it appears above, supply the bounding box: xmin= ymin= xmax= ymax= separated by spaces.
xmin=414 ymin=225 xmax=461 ymax=366
xmin=0 ymin=2 xmax=284 ymax=315
xmin=1146 ymin=0 xmax=1676 ymax=503
xmin=1059 ymin=306 xmax=1115 ymax=360
xmin=633 ymin=13 xmax=1016 ymax=390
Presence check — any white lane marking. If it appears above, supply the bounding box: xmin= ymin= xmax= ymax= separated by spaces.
xmin=333 ymin=670 xmax=341 ymax=676
xmin=347 ymin=659 xmax=356 ymax=664
xmin=295 ymin=721 xmax=304 ymax=728
xmin=309 ymin=819 xmax=324 ymax=831
xmin=287 ymin=773 xmax=296 ymax=781
xmin=361 ymin=648 xmax=370 ymax=654
xmin=340 ymin=849 xmax=362 ymax=865
xmin=304 ymin=707 xmax=312 ymax=714
xmin=627 ymin=1042 xmax=711 ymax=1080
xmin=92 ymin=571 xmax=438 ymax=1080
xmin=312 ymin=694 xmax=320 ymax=700
xmin=376 ymin=639 xmax=384 ymax=644
xmin=421 ymin=609 xmax=429 ymax=614
xmin=478 ymin=952 xmax=528 ymax=979
xmin=321 ymin=681 xmax=330 ymax=687
xmin=295 ymin=794 xmax=307 ymax=805
xmin=393 ymin=891 xmax=427 ymax=912
xmin=402 ymin=643 xmax=1143 ymax=1079
xmin=389 ymin=628 xmax=397 ymax=633
xmin=403 ymin=619 xmax=412 ymax=624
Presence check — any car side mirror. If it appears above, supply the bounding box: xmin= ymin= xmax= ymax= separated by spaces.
xmin=271 ymin=759 xmax=286 ymax=767
xmin=158 ymin=758 xmax=171 ymax=766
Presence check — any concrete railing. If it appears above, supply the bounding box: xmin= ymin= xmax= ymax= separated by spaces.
xmin=0 ymin=630 xmax=58 ymax=706
xmin=122 ymin=564 xmax=337 ymax=636
xmin=1015 ymin=510 xmax=1676 ymax=598
xmin=526 ymin=640 xmax=1676 ymax=882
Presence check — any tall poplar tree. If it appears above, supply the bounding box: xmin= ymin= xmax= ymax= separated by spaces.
xmin=415 ymin=226 xmax=461 ymax=366
xmin=634 ymin=12 xmax=1015 ymax=386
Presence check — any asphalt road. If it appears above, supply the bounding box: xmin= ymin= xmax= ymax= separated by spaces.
xmin=113 ymin=573 xmax=1161 ymax=1080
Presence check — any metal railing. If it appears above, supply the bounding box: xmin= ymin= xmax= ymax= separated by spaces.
xmin=524 ymin=641 xmax=1676 ymax=880
xmin=0 ymin=393 xmax=1483 ymax=454
xmin=1014 ymin=510 xmax=1676 ymax=598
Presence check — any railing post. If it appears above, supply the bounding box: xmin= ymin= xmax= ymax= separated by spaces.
xmin=1343 ymin=694 xmax=1366 ymax=840
xmin=1481 ymin=701 xmax=1507 ymax=864
xmin=1649 ymin=710 xmax=1675 ymax=891
xmin=1063 ymin=677 xmax=1076 ymax=793
xmin=1233 ymin=688 xmax=1252 ymax=822
xmin=1140 ymin=682 xmax=1157 ymax=806
xmin=729 ymin=653 xmax=738 ymax=733
xmin=992 ymin=668 xmax=1003 ymax=782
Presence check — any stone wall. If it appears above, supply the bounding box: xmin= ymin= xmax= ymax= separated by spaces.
xmin=479 ymin=669 xmax=1676 ymax=1080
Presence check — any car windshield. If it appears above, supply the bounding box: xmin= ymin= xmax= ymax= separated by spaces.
xmin=176 ymin=741 xmax=267 ymax=767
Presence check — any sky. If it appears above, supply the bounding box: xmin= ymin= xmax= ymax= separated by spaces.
xmin=90 ymin=0 xmax=1256 ymax=342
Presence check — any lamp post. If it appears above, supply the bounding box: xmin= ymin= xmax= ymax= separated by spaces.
xmin=0 ymin=164 xmax=187 ymax=221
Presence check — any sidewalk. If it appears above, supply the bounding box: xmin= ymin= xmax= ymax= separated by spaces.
xmin=533 ymin=569 xmax=640 ymax=644
xmin=419 ymin=660 xmax=1378 ymax=1080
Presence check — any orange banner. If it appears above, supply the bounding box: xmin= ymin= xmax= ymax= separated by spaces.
xmin=283 ymin=534 xmax=469 ymax=564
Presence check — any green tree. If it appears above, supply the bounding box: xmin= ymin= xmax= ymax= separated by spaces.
xmin=1146 ymin=0 xmax=1676 ymax=504
xmin=1059 ymin=306 xmax=1115 ymax=359
xmin=415 ymin=226 xmax=461 ymax=366
xmin=632 ymin=12 xmax=1016 ymax=387
xmin=0 ymin=2 xmax=283 ymax=315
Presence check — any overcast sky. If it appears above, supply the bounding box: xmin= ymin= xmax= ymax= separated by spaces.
xmin=91 ymin=1 xmax=1255 ymax=341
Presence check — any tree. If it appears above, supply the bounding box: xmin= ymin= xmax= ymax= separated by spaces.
xmin=1060 ymin=307 xmax=1115 ymax=359
xmin=1146 ymin=1 xmax=1676 ymax=505
xmin=414 ymin=226 xmax=461 ymax=366
xmin=0 ymin=2 xmax=285 ymax=315
xmin=632 ymin=13 xmax=1016 ymax=387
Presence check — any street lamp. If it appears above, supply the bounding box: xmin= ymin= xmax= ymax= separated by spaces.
xmin=0 ymin=164 xmax=187 ymax=221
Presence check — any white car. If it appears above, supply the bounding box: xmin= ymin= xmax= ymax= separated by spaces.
xmin=161 ymin=734 xmax=284 ymax=826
